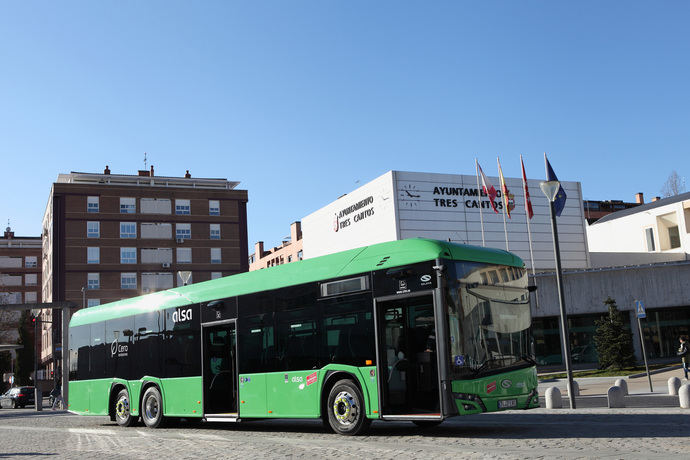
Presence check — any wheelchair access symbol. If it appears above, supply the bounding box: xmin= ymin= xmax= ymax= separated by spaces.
xmin=454 ymin=355 xmax=465 ymax=366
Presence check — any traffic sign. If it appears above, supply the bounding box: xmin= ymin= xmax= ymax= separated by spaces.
xmin=635 ymin=300 xmax=646 ymax=319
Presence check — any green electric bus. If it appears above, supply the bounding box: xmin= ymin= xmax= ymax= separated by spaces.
xmin=68 ymin=238 xmax=538 ymax=435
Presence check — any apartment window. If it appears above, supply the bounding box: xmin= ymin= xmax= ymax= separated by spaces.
xmin=25 ymin=291 xmax=37 ymax=303
xmin=24 ymin=256 xmax=37 ymax=268
xmin=87 ymin=221 xmax=100 ymax=238
xmin=87 ymin=196 xmax=99 ymax=213
xmin=121 ymin=272 xmax=137 ymax=290
xmin=645 ymin=228 xmax=655 ymax=252
xmin=87 ymin=247 xmax=100 ymax=264
xmin=87 ymin=273 xmax=100 ymax=290
xmin=87 ymin=299 xmax=100 ymax=308
xmin=140 ymin=198 xmax=171 ymax=214
xmin=120 ymin=197 xmax=136 ymax=214
xmin=210 ymin=248 xmax=222 ymax=264
xmin=669 ymin=226 xmax=681 ymax=249
xmin=176 ymin=223 xmax=191 ymax=240
xmin=175 ymin=199 xmax=191 ymax=215
xmin=141 ymin=223 xmax=172 ymax=239
xmin=25 ymin=274 xmax=38 ymax=286
xmin=211 ymin=272 xmax=222 ymax=280
xmin=210 ymin=223 xmax=220 ymax=240
xmin=177 ymin=247 xmax=192 ymax=264
xmin=297 ymin=250 xmax=303 ymax=261
xmin=288 ymin=255 xmax=293 ymax=263
xmin=120 ymin=247 xmax=137 ymax=264
xmin=209 ymin=200 xmax=220 ymax=216
xmin=120 ymin=222 xmax=137 ymax=238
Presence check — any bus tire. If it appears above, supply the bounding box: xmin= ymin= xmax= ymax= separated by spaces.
xmin=141 ymin=386 xmax=165 ymax=428
xmin=326 ymin=379 xmax=370 ymax=436
xmin=114 ymin=389 xmax=136 ymax=427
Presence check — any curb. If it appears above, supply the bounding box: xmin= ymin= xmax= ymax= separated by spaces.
xmin=628 ymin=364 xmax=683 ymax=379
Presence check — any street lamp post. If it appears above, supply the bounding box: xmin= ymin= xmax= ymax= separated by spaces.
xmin=540 ymin=180 xmax=576 ymax=409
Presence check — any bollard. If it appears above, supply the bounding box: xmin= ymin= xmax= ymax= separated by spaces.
xmin=679 ymin=384 xmax=690 ymax=409
xmin=668 ymin=377 xmax=681 ymax=396
xmin=545 ymin=387 xmax=562 ymax=409
xmin=614 ymin=378 xmax=628 ymax=396
xmin=607 ymin=385 xmax=625 ymax=408
xmin=34 ymin=388 xmax=42 ymax=412
xmin=570 ymin=380 xmax=580 ymax=397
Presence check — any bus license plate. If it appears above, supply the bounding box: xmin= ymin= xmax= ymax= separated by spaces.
xmin=498 ymin=399 xmax=517 ymax=409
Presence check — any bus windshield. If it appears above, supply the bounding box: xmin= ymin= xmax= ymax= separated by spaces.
xmin=446 ymin=261 xmax=533 ymax=379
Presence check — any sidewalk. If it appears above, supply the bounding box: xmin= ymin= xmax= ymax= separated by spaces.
xmin=537 ymin=366 xmax=689 ymax=408
xmin=538 ymin=366 xmax=688 ymax=396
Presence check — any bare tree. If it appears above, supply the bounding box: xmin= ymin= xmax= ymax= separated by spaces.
xmin=661 ymin=170 xmax=686 ymax=197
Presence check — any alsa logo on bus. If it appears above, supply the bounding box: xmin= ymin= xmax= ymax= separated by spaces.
xmin=172 ymin=307 xmax=193 ymax=323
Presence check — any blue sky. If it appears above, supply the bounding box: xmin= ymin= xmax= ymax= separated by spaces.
xmin=1 ymin=1 xmax=688 ymax=250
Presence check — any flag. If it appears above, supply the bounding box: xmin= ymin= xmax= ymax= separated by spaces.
xmin=520 ymin=155 xmax=534 ymax=219
xmin=477 ymin=161 xmax=499 ymax=213
xmin=544 ymin=153 xmax=567 ymax=216
xmin=497 ymin=157 xmax=512 ymax=218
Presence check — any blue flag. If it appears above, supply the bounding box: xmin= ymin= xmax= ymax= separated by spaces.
xmin=545 ymin=154 xmax=567 ymax=216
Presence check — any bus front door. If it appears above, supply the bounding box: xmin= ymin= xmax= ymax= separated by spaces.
xmin=377 ymin=294 xmax=441 ymax=418
xmin=202 ymin=322 xmax=237 ymax=418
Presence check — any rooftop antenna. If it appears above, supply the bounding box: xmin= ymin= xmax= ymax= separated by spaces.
xmin=144 ymin=152 xmax=148 ymax=170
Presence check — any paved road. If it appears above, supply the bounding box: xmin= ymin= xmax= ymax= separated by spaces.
xmin=1 ymin=407 xmax=689 ymax=459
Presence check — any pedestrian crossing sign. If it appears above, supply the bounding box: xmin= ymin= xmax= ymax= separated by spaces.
xmin=635 ymin=300 xmax=646 ymax=319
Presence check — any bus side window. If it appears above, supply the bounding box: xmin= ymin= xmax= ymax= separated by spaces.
xmin=134 ymin=311 xmax=163 ymax=379
xmin=90 ymin=323 xmax=106 ymax=378
xmin=163 ymin=306 xmax=201 ymax=378
xmin=238 ymin=313 xmax=276 ymax=374
xmin=69 ymin=325 xmax=90 ymax=381
xmin=322 ymin=294 xmax=375 ymax=367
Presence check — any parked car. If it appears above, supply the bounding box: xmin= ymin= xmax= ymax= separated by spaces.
xmin=0 ymin=386 xmax=35 ymax=408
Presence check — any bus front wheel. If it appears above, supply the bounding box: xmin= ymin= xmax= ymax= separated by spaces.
xmin=326 ymin=379 xmax=371 ymax=436
xmin=141 ymin=386 xmax=165 ymax=428
xmin=114 ymin=389 xmax=136 ymax=427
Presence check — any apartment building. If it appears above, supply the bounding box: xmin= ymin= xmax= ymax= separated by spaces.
xmin=248 ymin=221 xmax=303 ymax=271
xmin=0 ymin=226 xmax=42 ymax=349
xmin=40 ymin=166 xmax=248 ymax=374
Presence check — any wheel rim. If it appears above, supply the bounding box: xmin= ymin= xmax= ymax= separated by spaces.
xmin=115 ymin=395 xmax=130 ymax=420
xmin=145 ymin=395 xmax=159 ymax=421
xmin=332 ymin=391 xmax=358 ymax=426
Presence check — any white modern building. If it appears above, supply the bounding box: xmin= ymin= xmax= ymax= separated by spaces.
xmin=587 ymin=191 xmax=690 ymax=266
xmin=302 ymin=170 xmax=589 ymax=271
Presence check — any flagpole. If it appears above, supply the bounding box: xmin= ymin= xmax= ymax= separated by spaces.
xmin=498 ymin=157 xmax=509 ymax=251
xmin=475 ymin=158 xmax=485 ymax=247
xmin=521 ymin=155 xmax=536 ymax=276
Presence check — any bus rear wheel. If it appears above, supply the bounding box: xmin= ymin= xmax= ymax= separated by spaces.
xmin=114 ymin=389 xmax=136 ymax=427
xmin=141 ymin=386 xmax=165 ymax=428
xmin=326 ymin=379 xmax=370 ymax=436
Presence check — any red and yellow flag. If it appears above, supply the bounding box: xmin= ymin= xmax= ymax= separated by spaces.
xmin=520 ymin=155 xmax=534 ymax=219
xmin=497 ymin=157 xmax=512 ymax=218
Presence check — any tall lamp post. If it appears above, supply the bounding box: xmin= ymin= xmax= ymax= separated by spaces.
xmin=540 ymin=179 xmax=576 ymax=409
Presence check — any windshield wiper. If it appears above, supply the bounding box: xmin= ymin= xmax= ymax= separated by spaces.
xmin=520 ymin=354 xmax=537 ymax=366
xmin=472 ymin=358 xmax=505 ymax=375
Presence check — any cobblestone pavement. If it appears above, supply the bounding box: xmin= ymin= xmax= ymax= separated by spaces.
xmin=0 ymin=407 xmax=688 ymax=459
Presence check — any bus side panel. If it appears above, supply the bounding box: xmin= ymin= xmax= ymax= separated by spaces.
xmin=160 ymin=376 xmax=204 ymax=417
xmin=68 ymin=380 xmax=91 ymax=414
xmin=358 ymin=366 xmax=379 ymax=417
xmin=238 ymin=373 xmax=267 ymax=417
xmin=266 ymin=370 xmax=319 ymax=418
xmin=88 ymin=378 xmax=112 ymax=416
